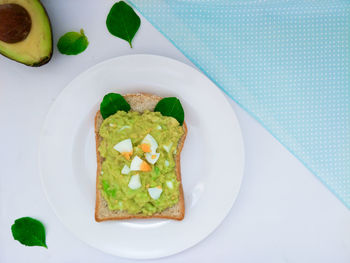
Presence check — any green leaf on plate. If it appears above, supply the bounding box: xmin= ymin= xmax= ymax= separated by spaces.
xmin=100 ymin=93 xmax=131 ymax=119
xmin=106 ymin=1 xmax=141 ymax=48
xmin=11 ymin=217 xmax=47 ymax=248
xmin=154 ymin=97 xmax=184 ymax=125
xmin=57 ymin=29 xmax=89 ymax=55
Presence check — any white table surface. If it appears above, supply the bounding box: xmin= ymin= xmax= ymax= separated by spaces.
xmin=1 ymin=1 xmax=350 ymax=262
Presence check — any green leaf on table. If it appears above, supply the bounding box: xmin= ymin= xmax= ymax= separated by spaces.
xmin=11 ymin=217 xmax=47 ymax=248
xmin=154 ymin=97 xmax=185 ymax=125
xmin=57 ymin=29 xmax=89 ymax=55
xmin=100 ymin=93 xmax=131 ymax=119
xmin=106 ymin=1 xmax=141 ymax=48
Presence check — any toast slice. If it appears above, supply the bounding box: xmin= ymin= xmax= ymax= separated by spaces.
xmin=95 ymin=93 xmax=187 ymax=221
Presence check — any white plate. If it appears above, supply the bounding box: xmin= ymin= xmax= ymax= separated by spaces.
xmin=39 ymin=54 xmax=244 ymax=259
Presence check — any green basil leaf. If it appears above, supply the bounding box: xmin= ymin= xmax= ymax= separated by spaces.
xmin=11 ymin=217 xmax=47 ymax=248
xmin=154 ymin=97 xmax=184 ymax=125
xmin=100 ymin=93 xmax=131 ymax=119
xmin=57 ymin=29 xmax=89 ymax=55
xmin=106 ymin=1 xmax=141 ymax=48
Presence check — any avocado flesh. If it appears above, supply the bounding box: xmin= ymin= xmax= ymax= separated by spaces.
xmin=0 ymin=0 xmax=52 ymax=66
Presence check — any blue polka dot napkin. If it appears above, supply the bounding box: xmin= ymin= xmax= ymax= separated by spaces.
xmin=129 ymin=0 xmax=350 ymax=208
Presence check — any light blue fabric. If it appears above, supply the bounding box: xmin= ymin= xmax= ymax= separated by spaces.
xmin=129 ymin=0 xmax=350 ymax=208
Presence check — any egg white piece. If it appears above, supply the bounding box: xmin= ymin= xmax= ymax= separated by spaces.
xmin=121 ymin=165 xmax=130 ymax=174
xmin=166 ymin=181 xmax=173 ymax=189
xmin=128 ymin=174 xmax=141 ymax=190
xmin=145 ymin=152 xmax=160 ymax=164
xmin=163 ymin=142 xmax=173 ymax=153
xmin=157 ymin=125 xmax=162 ymax=130
xmin=113 ymin=139 xmax=133 ymax=154
xmin=148 ymin=187 xmax=163 ymax=200
xmin=130 ymin=156 xmax=143 ymax=171
xmin=119 ymin=125 xmax=131 ymax=131
xmin=142 ymin=134 xmax=158 ymax=153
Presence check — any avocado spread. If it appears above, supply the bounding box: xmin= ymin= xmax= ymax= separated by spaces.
xmin=98 ymin=110 xmax=184 ymax=215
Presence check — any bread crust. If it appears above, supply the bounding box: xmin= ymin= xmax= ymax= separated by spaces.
xmin=95 ymin=93 xmax=187 ymax=222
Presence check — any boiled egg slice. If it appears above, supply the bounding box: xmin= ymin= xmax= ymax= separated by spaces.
xmin=128 ymin=174 xmax=141 ymax=190
xmin=163 ymin=142 xmax=173 ymax=153
xmin=121 ymin=165 xmax=130 ymax=175
xmin=166 ymin=181 xmax=173 ymax=189
xmin=130 ymin=156 xmax=151 ymax=172
xmin=141 ymin=134 xmax=158 ymax=153
xmin=113 ymin=139 xmax=133 ymax=160
xmin=119 ymin=125 xmax=131 ymax=131
xmin=145 ymin=152 xmax=160 ymax=165
xmin=148 ymin=187 xmax=163 ymax=200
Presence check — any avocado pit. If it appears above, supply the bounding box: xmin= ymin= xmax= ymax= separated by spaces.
xmin=0 ymin=3 xmax=31 ymax=43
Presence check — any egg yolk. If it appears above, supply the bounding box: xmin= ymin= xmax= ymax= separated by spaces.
xmin=140 ymin=143 xmax=151 ymax=152
xmin=121 ymin=151 xmax=133 ymax=160
xmin=140 ymin=161 xmax=151 ymax=171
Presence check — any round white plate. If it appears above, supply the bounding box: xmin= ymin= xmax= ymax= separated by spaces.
xmin=39 ymin=54 xmax=244 ymax=259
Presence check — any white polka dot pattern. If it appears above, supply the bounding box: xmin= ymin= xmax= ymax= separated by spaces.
xmin=129 ymin=0 xmax=350 ymax=208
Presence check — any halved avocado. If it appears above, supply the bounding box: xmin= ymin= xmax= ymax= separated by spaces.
xmin=0 ymin=0 xmax=52 ymax=66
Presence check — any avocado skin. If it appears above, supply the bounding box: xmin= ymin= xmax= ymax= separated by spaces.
xmin=1 ymin=40 xmax=52 ymax=67
xmin=0 ymin=0 xmax=53 ymax=67
xmin=30 ymin=53 xmax=51 ymax=67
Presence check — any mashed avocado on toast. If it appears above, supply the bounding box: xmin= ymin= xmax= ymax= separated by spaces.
xmin=95 ymin=93 xmax=187 ymax=221
xmin=98 ymin=111 xmax=184 ymax=215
